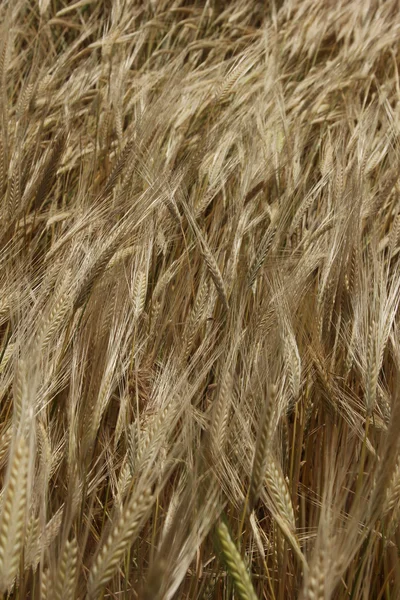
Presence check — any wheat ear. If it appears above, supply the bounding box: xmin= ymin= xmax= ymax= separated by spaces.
xmin=216 ymin=521 xmax=259 ymax=600
xmin=53 ymin=538 xmax=78 ymax=600
xmin=0 ymin=437 xmax=29 ymax=593
xmin=87 ymin=487 xmax=153 ymax=598
xmin=250 ymin=383 xmax=276 ymax=508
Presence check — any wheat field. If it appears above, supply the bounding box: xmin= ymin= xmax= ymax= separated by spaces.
xmin=1 ymin=0 xmax=400 ymax=598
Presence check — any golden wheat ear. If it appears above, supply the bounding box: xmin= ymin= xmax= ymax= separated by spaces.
xmin=87 ymin=487 xmax=153 ymax=598
xmin=0 ymin=436 xmax=29 ymax=594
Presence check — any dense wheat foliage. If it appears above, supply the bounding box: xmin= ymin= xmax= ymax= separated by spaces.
xmin=1 ymin=0 xmax=400 ymax=597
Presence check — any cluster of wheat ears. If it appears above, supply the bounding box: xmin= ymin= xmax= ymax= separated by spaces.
xmin=1 ymin=0 xmax=400 ymax=598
